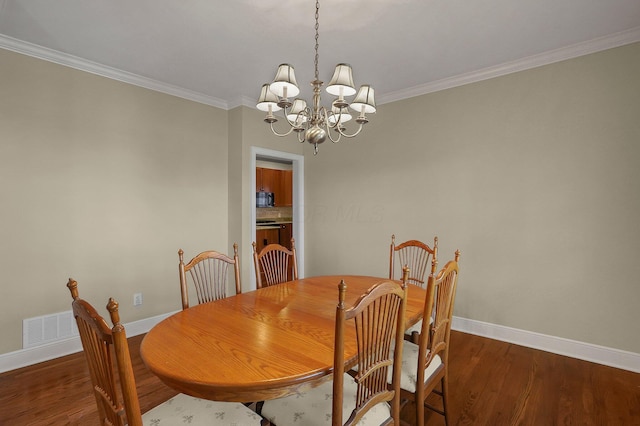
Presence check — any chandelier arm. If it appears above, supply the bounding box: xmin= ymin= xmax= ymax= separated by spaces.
xmin=335 ymin=123 xmax=365 ymax=139
xmin=327 ymin=132 xmax=341 ymax=144
xmin=317 ymin=107 xmax=340 ymax=144
xmin=281 ymin=106 xmax=310 ymax=129
xmin=326 ymin=124 xmax=342 ymax=144
xmin=317 ymin=105 xmax=328 ymax=123
xmin=268 ymin=121 xmax=298 ymax=137
xmin=316 ymin=107 xmax=342 ymax=144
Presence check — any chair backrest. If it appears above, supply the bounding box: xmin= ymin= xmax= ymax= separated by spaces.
xmin=66 ymin=279 xmax=143 ymax=426
xmin=178 ymin=243 xmax=241 ymax=310
xmin=333 ymin=269 xmax=409 ymax=426
xmin=417 ymin=251 xmax=461 ymax=384
xmin=389 ymin=234 xmax=438 ymax=288
xmin=252 ymin=239 xmax=298 ymax=289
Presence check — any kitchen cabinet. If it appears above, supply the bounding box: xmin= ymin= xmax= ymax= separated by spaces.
xmin=281 ymin=170 xmax=293 ymax=207
xmin=255 ymin=227 xmax=280 ymax=254
xmin=279 ymin=223 xmax=293 ymax=250
xmin=256 ymin=167 xmax=292 ymax=207
xmin=256 ymin=223 xmax=293 ymax=252
xmin=256 ymin=167 xmax=280 ymax=194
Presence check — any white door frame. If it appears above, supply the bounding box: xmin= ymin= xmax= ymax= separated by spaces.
xmin=250 ymin=147 xmax=304 ymax=290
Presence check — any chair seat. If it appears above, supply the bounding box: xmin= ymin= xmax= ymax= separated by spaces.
xmin=260 ymin=373 xmax=392 ymax=425
xmin=396 ymin=341 xmax=442 ymax=393
xmin=142 ymin=393 xmax=263 ymax=425
xmin=405 ymin=315 xmax=434 ymax=337
xmin=406 ymin=319 xmax=422 ymax=336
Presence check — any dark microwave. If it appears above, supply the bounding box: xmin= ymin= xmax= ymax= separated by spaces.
xmin=256 ymin=192 xmax=275 ymax=207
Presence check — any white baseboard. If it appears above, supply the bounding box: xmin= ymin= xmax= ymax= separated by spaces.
xmin=0 ymin=311 xmax=176 ymax=374
xmin=452 ymin=316 xmax=640 ymax=373
xmin=2 ymin=313 xmax=638 ymax=374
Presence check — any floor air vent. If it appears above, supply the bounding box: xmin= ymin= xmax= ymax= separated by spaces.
xmin=23 ymin=311 xmax=79 ymax=349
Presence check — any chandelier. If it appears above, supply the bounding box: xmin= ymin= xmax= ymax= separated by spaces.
xmin=256 ymin=0 xmax=376 ymax=155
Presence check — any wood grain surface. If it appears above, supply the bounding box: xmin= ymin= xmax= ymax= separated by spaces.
xmin=140 ymin=275 xmax=426 ymax=402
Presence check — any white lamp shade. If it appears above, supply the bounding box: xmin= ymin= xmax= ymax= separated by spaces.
xmin=256 ymin=84 xmax=282 ymax=112
xmin=326 ymin=63 xmax=356 ymax=97
xmin=269 ymin=64 xmax=300 ymax=98
xmin=328 ymin=105 xmax=352 ymax=125
xmin=287 ymin=98 xmax=308 ymax=123
xmin=349 ymin=84 xmax=376 ymax=114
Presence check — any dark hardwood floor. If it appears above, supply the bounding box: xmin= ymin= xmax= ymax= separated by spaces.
xmin=1 ymin=331 xmax=638 ymax=425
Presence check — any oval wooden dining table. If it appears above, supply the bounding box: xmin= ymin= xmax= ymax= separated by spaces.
xmin=140 ymin=275 xmax=426 ymax=402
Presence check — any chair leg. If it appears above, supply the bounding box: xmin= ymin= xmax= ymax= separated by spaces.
xmin=415 ymin=386 xmax=425 ymax=426
xmin=424 ymin=378 xmax=448 ymax=423
xmin=424 ymin=379 xmax=447 ymax=419
xmin=441 ymin=375 xmax=449 ymax=426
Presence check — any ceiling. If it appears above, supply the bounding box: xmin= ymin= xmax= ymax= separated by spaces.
xmin=1 ymin=0 xmax=639 ymax=110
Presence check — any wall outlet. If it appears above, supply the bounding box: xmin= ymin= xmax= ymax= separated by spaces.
xmin=133 ymin=293 xmax=143 ymax=306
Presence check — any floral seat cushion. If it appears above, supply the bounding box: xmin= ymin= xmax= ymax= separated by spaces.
xmin=260 ymin=373 xmax=391 ymax=425
xmin=142 ymin=393 xmax=263 ymax=425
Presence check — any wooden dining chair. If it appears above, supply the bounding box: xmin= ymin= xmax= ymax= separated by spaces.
xmin=178 ymin=243 xmax=241 ymax=310
xmin=389 ymin=234 xmax=438 ymax=287
xmin=66 ymin=279 xmax=266 ymax=426
xmin=390 ymin=234 xmax=438 ymax=343
xmin=396 ymin=250 xmax=460 ymax=426
xmin=259 ymin=271 xmax=409 ymax=426
xmin=252 ymin=238 xmax=298 ymax=289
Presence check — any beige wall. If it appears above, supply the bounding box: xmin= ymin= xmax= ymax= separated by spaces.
xmin=0 ymin=49 xmax=229 ymax=354
xmin=1 ymin=41 xmax=638 ymax=357
xmin=227 ymin=106 xmax=303 ymax=288
xmin=304 ymin=42 xmax=640 ymax=353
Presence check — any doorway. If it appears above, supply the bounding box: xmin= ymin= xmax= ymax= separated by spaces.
xmin=250 ymin=147 xmax=304 ymax=290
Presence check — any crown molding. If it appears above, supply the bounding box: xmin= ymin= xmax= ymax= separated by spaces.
xmin=230 ymin=95 xmax=257 ymax=110
xmin=3 ymin=26 xmax=639 ymax=111
xmin=377 ymin=26 xmax=640 ymax=105
xmin=0 ymin=34 xmax=229 ymax=109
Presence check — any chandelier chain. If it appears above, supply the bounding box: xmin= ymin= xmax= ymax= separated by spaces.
xmin=314 ymin=0 xmax=320 ymax=81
